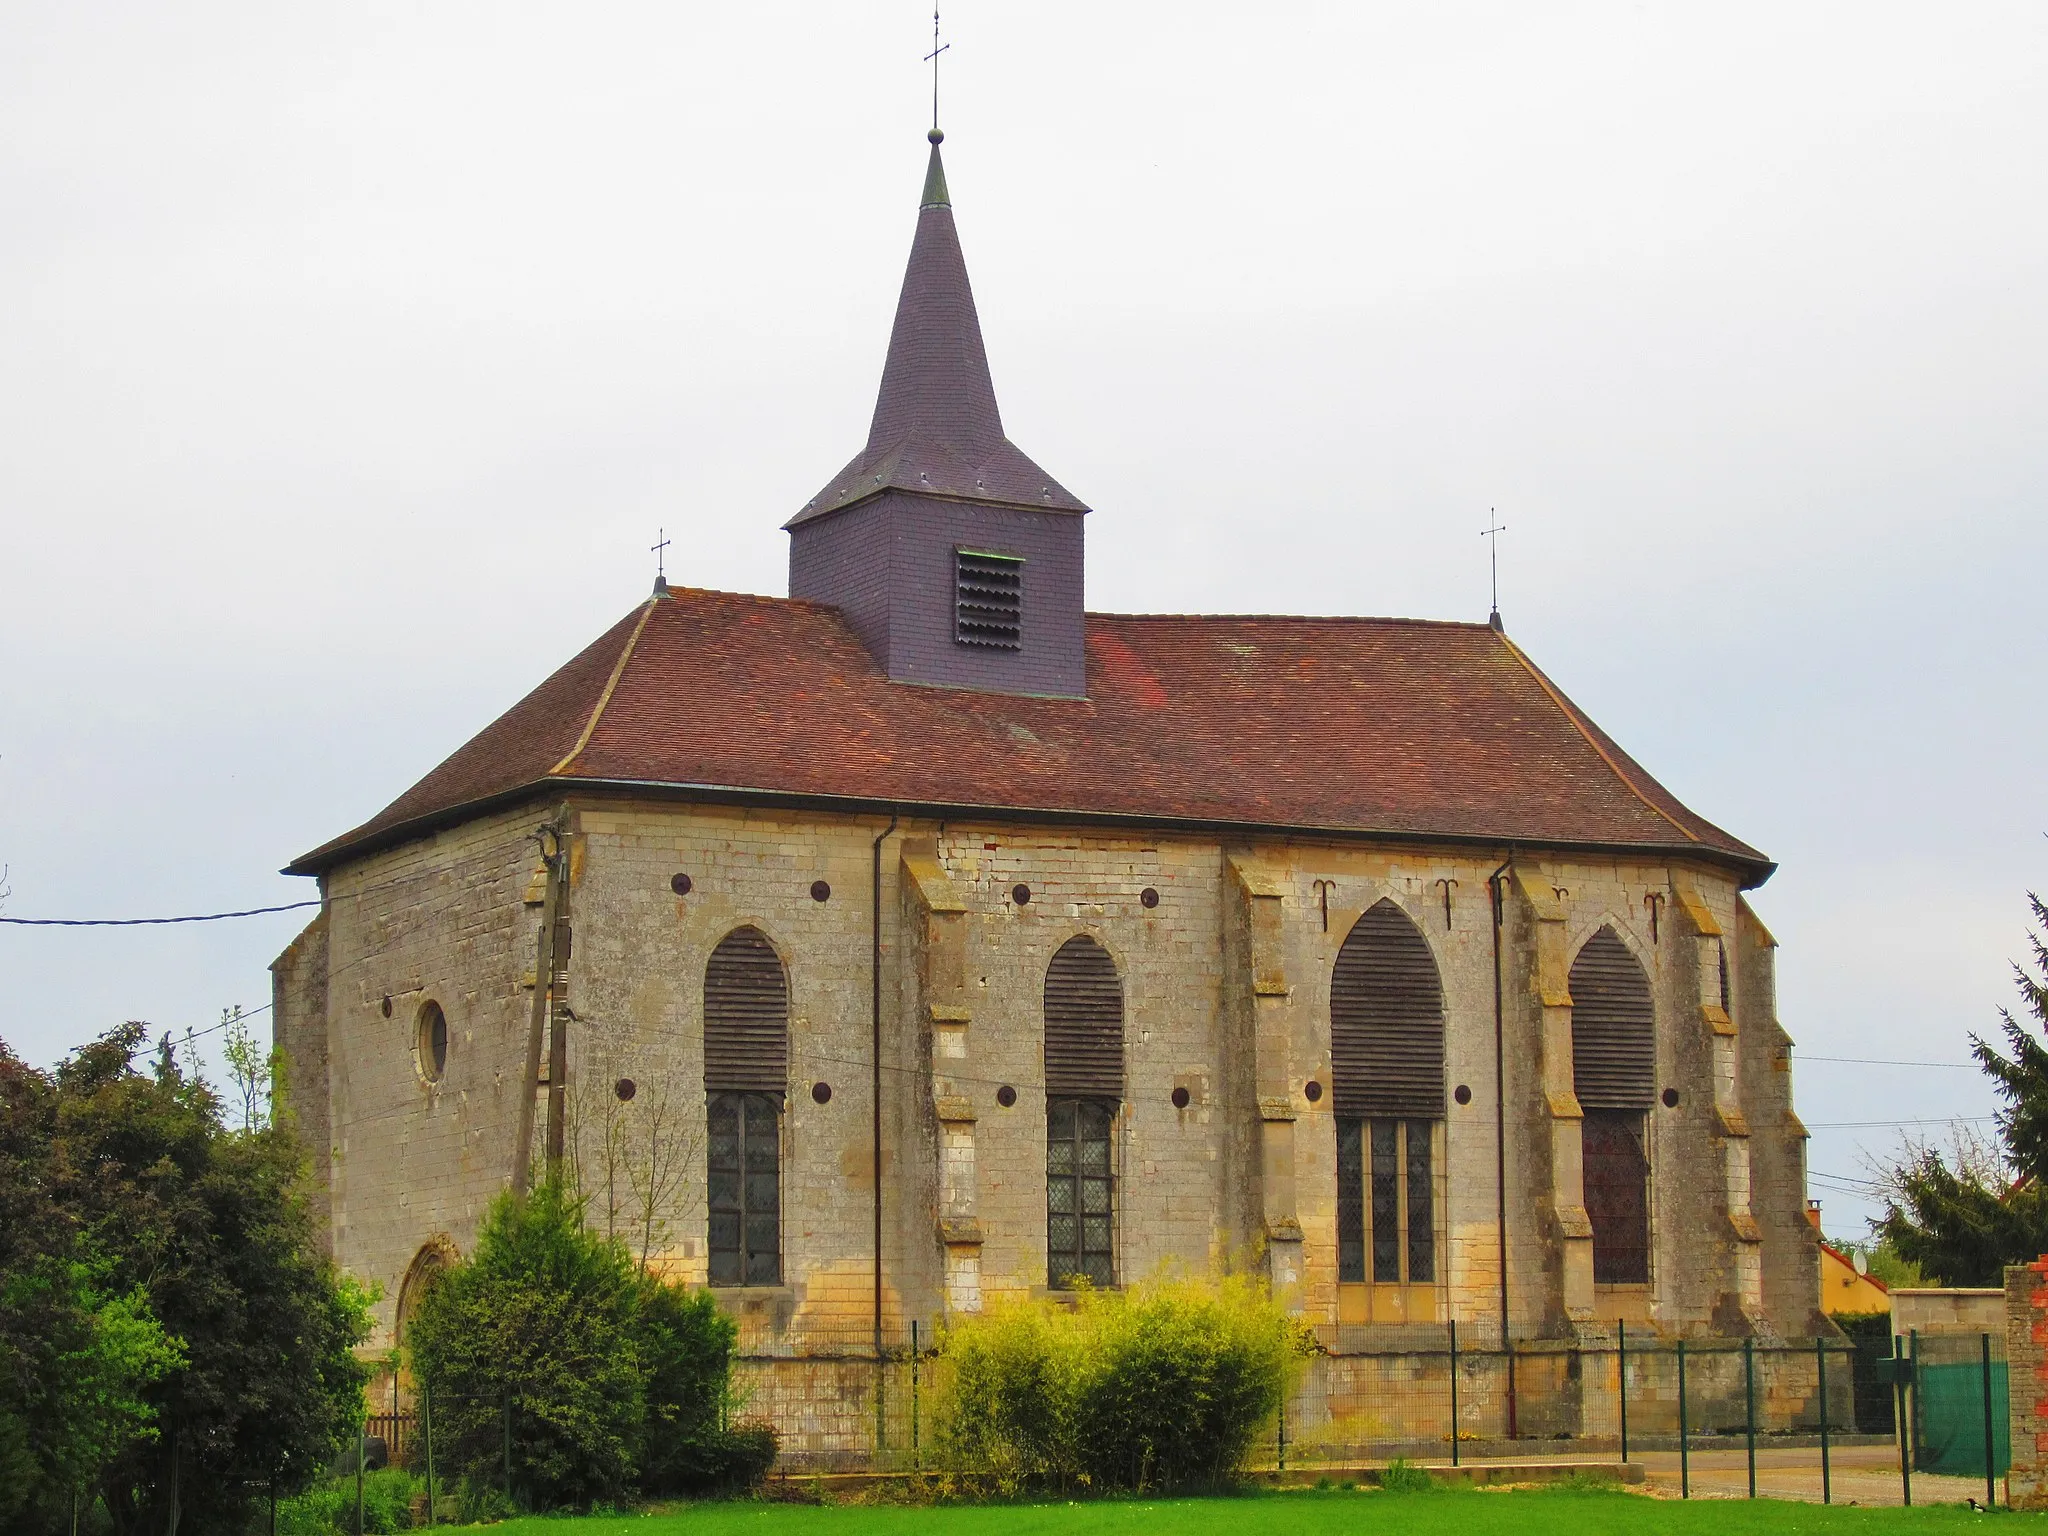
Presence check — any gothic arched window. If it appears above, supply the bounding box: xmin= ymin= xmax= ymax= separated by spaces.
xmin=1570 ymin=926 xmax=1656 ymax=1284
xmin=1331 ymin=899 xmax=1446 ymax=1302
xmin=705 ymin=926 xmax=788 ymax=1287
xmin=1043 ymin=935 xmax=1123 ymax=1289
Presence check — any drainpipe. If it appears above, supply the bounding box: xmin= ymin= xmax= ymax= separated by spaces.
xmin=1489 ymin=854 xmax=1517 ymax=1437
xmin=872 ymin=812 xmax=899 ymax=1362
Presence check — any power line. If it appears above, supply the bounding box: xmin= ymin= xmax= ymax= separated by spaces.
xmin=0 ymin=901 xmax=319 ymax=927
xmin=1796 ymin=1053 xmax=1977 ymax=1069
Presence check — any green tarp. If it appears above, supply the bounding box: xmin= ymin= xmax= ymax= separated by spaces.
xmin=1914 ymin=1357 xmax=2009 ymax=1478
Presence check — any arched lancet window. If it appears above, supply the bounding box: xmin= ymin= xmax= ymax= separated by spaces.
xmin=1043 ymin=935 xmax=1123 ymax=1289
xmin=705 ymin=926 xmax=788 ymax=1287
xmin=1331 ymin=899 xmax=1446 ymax=1309
xmin=1570 ymin=926 xmax=1656 ymax=1285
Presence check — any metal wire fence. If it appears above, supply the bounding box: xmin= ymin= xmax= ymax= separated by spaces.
xmin=360 ymin=1325 xmax=2014 ymax=1511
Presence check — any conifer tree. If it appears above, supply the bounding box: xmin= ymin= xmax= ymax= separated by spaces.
xmin=1878 ymin=893 xmax=2048 ymax=1282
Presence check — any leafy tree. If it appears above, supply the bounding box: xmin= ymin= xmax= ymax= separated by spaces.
xmin=407 ymin=1178 xmax=767 ymax=1508
xmin=0 ymin=1040 xmax=182 ymax=1532
xmin=14 ymin=1022 xmax=371 ymax=1536
xmin=1877 ymin=893 xmax=2048 ymax=1283
xmin=406 ymin=1179 xmax=647 ymax=1508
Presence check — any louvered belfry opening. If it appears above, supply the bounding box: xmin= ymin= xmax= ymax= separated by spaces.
xmin=954 ymin=549 xmax=1023 ymax=650
xmin=1570 ymin=926 xmax=1656 ymax=1285
xmin=1331 ymin=899 xmax=1445 ymax=1289
xmin=705 ymin=926 xmax=788 ymax=1287
xmin=1044 ymin=935 xmax=1123 ymax=1288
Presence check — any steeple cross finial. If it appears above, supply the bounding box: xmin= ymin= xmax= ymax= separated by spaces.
xmin=1480 ymin=509 xmax=1507 ymax=629
xmin=924 ymin=9 xmax=949 ymax=135
xmin=651 ymin=527 xmax=671 ymax=580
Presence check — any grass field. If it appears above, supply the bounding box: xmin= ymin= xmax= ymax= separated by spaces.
xmin=480 ymin=1486 xmax=2020 ymax=1536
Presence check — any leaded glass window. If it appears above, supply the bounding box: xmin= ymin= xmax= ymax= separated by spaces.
xmin=1047 ymin=1097 xmax=1115 ymax=1288
xmin=708 ymin=1090 xmax=781 ymax=1286
xmin=1337 ymin=1117 xmax=1434 ymax=1285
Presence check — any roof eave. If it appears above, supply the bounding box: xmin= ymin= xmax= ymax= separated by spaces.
xmin=784 ymin=481 xmax=1091 ymax=531
xmin=286 ymin=773 xmax=1776 ymax=887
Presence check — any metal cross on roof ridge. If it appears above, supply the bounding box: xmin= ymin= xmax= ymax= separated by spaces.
xmin=651 ymin=527 xmax=671 ymax=580
xmin=925 ymin=9 xmax=949 ymax=134
xmin=1480 ymin=509 xmax=1507 ymax=624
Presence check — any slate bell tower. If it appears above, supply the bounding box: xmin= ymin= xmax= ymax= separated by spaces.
xmin=787 ymin=131 xmax=1089 ymax=698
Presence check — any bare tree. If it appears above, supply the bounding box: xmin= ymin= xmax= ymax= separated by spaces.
xmin=624 ymin=1078 xmax=701 ymax=1275
xmin=567 ymin=1048 xmax=702 ymax=1272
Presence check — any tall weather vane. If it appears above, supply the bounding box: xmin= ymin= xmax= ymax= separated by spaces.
xmin=651 ymin=526 xmax=672 ymax=581
xmin=1481 ymin=509 xmax=1507 ymax=629
xmin=925 ymin=9 xmax=949 ymax=136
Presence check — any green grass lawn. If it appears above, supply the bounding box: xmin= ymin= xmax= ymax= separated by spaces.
xmin=481 ymin=1486 xmax=2024 ymax=1536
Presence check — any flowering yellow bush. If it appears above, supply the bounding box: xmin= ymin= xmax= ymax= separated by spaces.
xmin=932 ymin=1273 xmax=1306 ymax=1494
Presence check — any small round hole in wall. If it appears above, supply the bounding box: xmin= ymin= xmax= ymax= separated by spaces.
xmin=614 ymin=1078 xmax=637 ymax=1102
xmin=381 ymin=995 xmax=393 ymax=1018
xmin=1453 ymin=1084 xmax=1473 ymax=1106
xmin=1140 ymin=887 xmax=1160 ymax=909
xmin=1303 ymin=1080 xmax=1323 ymax=1102
xmin=996 ymin=1084 xmax=1017 ymax=1108
xmin=810 ymin=880 xmax=831 ymax=902
xmin=812 ymin=1081 xmax=833 ymax=1105
xmin=1171 ymin=1085 xmax=1191 ymax=1110
xmin=1661 ymin=1087 xmax=1681 ymax=1108
xmin=1011 ymin=884 xmax=1031 ymax=906
xmin=670 ymin=872 xmax=692 ymax=897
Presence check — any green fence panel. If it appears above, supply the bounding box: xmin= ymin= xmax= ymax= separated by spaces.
xmin=1914 ymin=1358 xmax=2008 ymax=1477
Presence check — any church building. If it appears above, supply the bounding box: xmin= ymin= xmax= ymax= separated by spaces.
xmin=274 ymin=129 xmax=1820 ymax=1442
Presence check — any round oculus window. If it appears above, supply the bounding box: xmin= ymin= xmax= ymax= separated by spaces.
xmin=812 ymin=1081 xmax=833 ymax=1105
xmin=417 ymin=1001 xmax=449 ymax=1083
xmin=1140 ymin=888 xmax=1160 ymax=909
xmin=615 ymin=1078 xmax=637 ymax=1102
xmin=1011 ymin=884 xmax=1031 ymax=906
xmin=1171 ymin=1085 xmax=1191 ymax=1110
xmin=996 ymin=1084 xmax=1018 ymax=1108
xmin=811 ymin=879 xmax=832 ymax=902
xmin=670 ymin=872 xmax=692 ymax=897
xmin=1454 ymin=1084 xmax=1473 ymax=1106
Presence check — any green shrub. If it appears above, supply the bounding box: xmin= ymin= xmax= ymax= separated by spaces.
xmin=406 ymin=1178 xmax=771 ymax=1508
xmin=1378 ymin=1457 xmax=1435 ymax=1493
xmin=275 ymin=1468 xmax=420 ymax=1535
xmin=933 ymin=1273 xmax=1300 ymax=1495
xmin=637 ymin=1277 xmax=777 ymax=1494
xmin=407 ymin=1179 xmax=647 ymax=1508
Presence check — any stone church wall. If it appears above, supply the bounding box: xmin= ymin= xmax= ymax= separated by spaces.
xmin=304 ymin=800 xmax=552 ymax=1346
xmin=285 ymin=793 xmax=1816 ymax=1379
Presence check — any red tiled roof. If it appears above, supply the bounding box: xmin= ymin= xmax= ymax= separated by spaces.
xmin=289 ymin=586 xmax=1770 ymax=878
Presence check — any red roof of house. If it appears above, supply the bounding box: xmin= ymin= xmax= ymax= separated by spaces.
xmin=288 ymin=586 xmax=1770 ymax=878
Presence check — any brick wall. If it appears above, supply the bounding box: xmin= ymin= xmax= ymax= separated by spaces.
xmin=2006 ymin=1259 xmax=2048 ymax=1507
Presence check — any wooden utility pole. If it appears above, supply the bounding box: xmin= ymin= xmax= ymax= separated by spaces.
xmin=512 ymin=812 xmax=570 ymax=1193
xmin=544 ymin=857 xmax=573 ymax=1175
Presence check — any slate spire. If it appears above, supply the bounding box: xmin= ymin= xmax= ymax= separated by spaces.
xmin=789 ymin=132 xmax=1085 ymax=526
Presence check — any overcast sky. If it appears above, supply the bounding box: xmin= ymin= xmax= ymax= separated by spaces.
xmin=4 ymin=2 xmax=2042 ymax=1237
